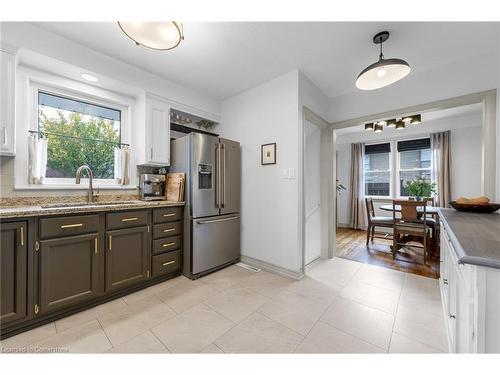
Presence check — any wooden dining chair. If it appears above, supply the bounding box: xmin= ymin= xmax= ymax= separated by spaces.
xmin=365 ymin=197 xmax=393 ymax=246
xmin=423 ymin=197 xmax=438 ymax=257
xmin=392 ymin=200 xmax=429 ymax=266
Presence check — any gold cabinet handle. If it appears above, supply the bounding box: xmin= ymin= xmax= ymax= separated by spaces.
xmin=162 ymin=260 xmax=175 ymax=266
xmin=162 ymin=242 xmax=175 ymax=247
xmin=163 ymin=213 xmax=175 ymax=217
xmin=163 ymin=228 xmax=175 ymax=233
xmin=94 ymin=237 xmax=98 ymax=254
xmin=121 ymin=217 xmax=138 ymax=222
xmin=108 ymin=235 xmax=112 ymax=251
xmin=20 ymin=226 xmax=24 ymax=246
xmin=61 ymin=223 xmax=83 ymax=229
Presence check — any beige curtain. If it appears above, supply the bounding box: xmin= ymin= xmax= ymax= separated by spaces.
xmin=431 ymin=131 xmax=452 ymax=207
xmin=114 ymin=146 xmax=131 ymax=185
xmin=28 ymin=134 xmax=48 ymax=185
xmin=349 ymin=143 xmax=365 ymax=229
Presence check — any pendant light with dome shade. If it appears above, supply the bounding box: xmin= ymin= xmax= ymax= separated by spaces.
xmin=356 ymin=31 xmax=411 ymax=90
xmin=118 ymin=22 xmax=184 ymax=50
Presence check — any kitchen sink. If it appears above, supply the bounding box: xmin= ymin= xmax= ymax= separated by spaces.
xmin=41 ymin=201 xmax=140 ymax=209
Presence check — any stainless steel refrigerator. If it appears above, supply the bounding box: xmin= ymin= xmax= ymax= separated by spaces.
xmin=170 ymin=133 xmax=241 ymax=279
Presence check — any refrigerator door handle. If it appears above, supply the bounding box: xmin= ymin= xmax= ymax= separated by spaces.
xmin=221 ymin=143 xmax=226 ymax=208
xmin=215 ymin=143 xmax=221 ymax=209
xmin=196 ymin=215 xmax=240 ymax=225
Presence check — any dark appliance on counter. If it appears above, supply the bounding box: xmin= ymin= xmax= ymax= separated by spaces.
xmin=139 ymin=174 xmax=166 ymax=201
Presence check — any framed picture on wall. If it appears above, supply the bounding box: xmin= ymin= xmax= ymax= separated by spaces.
xmin=261 ymin=143 xmax=276 ymax=165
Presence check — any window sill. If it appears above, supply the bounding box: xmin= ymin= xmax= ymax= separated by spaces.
xmin=14 ymin=184 xmax=137 ymax=191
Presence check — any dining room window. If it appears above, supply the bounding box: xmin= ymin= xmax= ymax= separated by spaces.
xmin=397 ymin=138 xmax=432 ymax=196
xmin=363 ymin=142 xmax=391 ymax=196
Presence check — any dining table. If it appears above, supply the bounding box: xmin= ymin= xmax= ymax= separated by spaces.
xmin=379 ymin=204 xmax=439 ymax=216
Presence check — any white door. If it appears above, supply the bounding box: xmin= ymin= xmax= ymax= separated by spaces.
xmin=146 ymin=97 xmax=170 ymax=165
xmin=304 ymin=120 xmax=321 ymax=265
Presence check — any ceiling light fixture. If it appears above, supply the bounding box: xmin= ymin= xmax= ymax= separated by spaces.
xmin=410 ymin=114 xmax=422 ymax=124
xmin=81 ymin=73 xmax=98 ymax=82
xmin=118 ymin=22 xmax=184 ymax=50
xmin=395 ymin=120 xmax=406 ymax=130
xmin=377 ymin=120 xmax=387 ymax=126
xmin=374 ymin=123 xmax=384 ymax=133
xmin=386 ymin=119 xmax=397 ymax=128
xmin=365 ymin=123 xmax=374 ymax=131
xmin=402 ymin=115 xmax=413 ymax=122
xmin=356 ymin=31 xmax=411 ymax=90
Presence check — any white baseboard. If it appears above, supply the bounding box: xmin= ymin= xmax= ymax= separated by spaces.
xmin=240 ymin=255 xmax=304 ymax=280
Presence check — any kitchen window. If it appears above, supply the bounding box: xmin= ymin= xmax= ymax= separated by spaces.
xmin=363 ymin=142 xmax=391 ymax=197
xmin=397 ymin=138 xmax=432 ymax=196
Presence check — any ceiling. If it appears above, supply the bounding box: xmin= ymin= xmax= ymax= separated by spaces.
xmin=35 ymin=22 xmax=500 ymax=101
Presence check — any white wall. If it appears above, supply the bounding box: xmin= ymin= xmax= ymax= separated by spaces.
xmin=304 ymin=120 xmax=321 ymax=264
xmin=336 ymin=113 xmax=483 ymax=226
xmin=219 ymin=70 xmax=302 ymax=274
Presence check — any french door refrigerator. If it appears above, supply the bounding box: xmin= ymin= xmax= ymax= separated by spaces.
xmin=170 ymin=133 xmax=241 ymax=279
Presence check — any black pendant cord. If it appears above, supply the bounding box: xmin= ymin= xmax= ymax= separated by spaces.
xmin=379 ymin=38 xmax=384 ymax=60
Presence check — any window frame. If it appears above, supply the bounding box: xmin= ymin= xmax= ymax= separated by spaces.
xmin=363 ymin=138 xmax=433 ymax=200
xmin=15 ymin=68 xmax=135 ymax=190
xmin=35 ymin=87 xmax=124 ymax=185
xmin=363 ymin=142 xmax=392 ymax=199
xmin=396 ymin=141 xmax=432 ymax=198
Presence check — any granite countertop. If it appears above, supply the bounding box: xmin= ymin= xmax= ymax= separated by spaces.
xmin=0 ymin=200 xmax=185 ymax=219
xmin=438 ymin=208 xmax=500 ymax=269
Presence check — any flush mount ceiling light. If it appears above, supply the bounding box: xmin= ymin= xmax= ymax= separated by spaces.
xmin=374 ymin=123 xmax=384 ymax=133
xmin=376 ymin=120 xmax=387 ymax=126
xmin=365 ymin=123 xmax=374 ymax=131
xmin=81 ymin=73 xmax=98 ymax=82
xmin=118 ymin=22 xmax=184 ymax=50
xmin=356 ymin=31 xmax=411 ymax=90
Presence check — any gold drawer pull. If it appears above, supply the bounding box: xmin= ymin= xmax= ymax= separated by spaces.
xmin=121 ymin=217 xmax=138 ymax=222
xmin=20 ymin=226 xmax=24 ymax=246
xmin=162 ymin=260 xmax=175 ymax=266
xmin=163 ymin=228 xmax=175 ymax=233
xmin=162 ymin=242 xmax=175 ymax=247
xmin=163 ymin=213 xmax=175 ymax=217
xmin=61 ymin=223 xmax=83 ymax=229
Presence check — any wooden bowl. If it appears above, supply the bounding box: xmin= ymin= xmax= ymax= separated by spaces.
xmin=449 ymin=201 xmax=500 ymax=213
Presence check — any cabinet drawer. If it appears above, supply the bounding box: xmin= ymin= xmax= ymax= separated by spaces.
xmin=153 ymin=222 xmax=182 ymax=239
xmin=152 ymin=250 xmax=181 ymax=277
xmin=40 ymin=215 xmax=100 ymax=239
xmin=153 ymin=207 xmax=182 ymax=224
xmin=153 ymin=235 xmax=181 ymax=255
xmin=106 ymin=210 xmax=149 ymax=230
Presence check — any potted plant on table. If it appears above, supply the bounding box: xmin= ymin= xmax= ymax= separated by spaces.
xmin=403 ymin=176 xmax=436 ymax=201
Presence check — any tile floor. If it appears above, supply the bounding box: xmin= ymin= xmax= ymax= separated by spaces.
xmin=0 ymin=257 xmax=447 ymax=354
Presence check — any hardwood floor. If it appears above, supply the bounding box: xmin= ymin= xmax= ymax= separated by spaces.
xmin=336 ymin=227 xmax=440 ymax=279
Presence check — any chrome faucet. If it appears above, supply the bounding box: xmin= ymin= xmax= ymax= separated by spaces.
xmin=75 ymin=165 xmax=96 ymax=203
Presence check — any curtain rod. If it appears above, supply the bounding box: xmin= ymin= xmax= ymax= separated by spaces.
xmin=28 ymin=130 xmax=130 ymax=147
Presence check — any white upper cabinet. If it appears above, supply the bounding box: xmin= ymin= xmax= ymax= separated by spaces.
xmin=0 ymin=46 xmax=17 ymax=156
xmin=145 ymin=96 xmax=171 ymax=166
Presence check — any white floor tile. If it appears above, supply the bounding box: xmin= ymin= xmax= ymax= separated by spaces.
xmin=215 ymin=312 xmax=304 ymax=353
xmin=107 ymin=331 xmax=170 ymax=353
xmin=295 ymin=321 xmax=384 ymax=353
xmin=341 ymin=280 xmax=400 ymax=315
xmin=389 ymin=332 xmax=444 ymax=353
xmin=321 ymin=296 xmax=394 ymax=350
xmin=151 ymin=304 xmax=234 ymax=353
xmin=0 ymin=323 xmax=57 ymax=350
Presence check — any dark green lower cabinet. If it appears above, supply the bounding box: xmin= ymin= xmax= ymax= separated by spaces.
xmin=0 ymin=222 xmax=27 ymax=324
xmin=40 ymin=233 xmax=100 ymax=314
xmin=105 ymin=226 xmax=150 ymax=292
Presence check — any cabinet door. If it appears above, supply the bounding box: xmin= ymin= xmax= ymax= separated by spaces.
xmin=0 ymin=48 xmax=16 ymax=156
xmin=40 ymin=233 xmax=100 ymax=314
xmin=1 ymin=222 xmax=27 ymax=324
xmin=146 ymin=97 xmax=170 ymax=165
xmin=455 ymin=267 xmax=475 ymax=353
xmin=105 ymin=226 xmax=150 ymax=292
